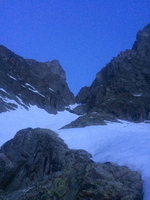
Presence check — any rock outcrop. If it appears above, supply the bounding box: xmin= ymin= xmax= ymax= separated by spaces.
xmin=0 ymin=45 xmax=74 ymax=114
xmin=0 ymin=128 xmax=143 ymax=200
xmin=73 ymin=23 xmax=150 ymax=127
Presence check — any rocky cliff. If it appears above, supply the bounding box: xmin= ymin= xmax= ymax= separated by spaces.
xmin=0 ymin=128 xmax=143 ymax=200
xmin=0 ymin=45 xmax=74 ymax=114
xmin=71 ymin=23 xmax=150 ymax=127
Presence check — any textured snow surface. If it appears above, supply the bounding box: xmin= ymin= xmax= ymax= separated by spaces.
xmin=58 ymin=121 xmax=150 ymax=199
xmin=0 ymin=106 xmax=78 ymax=146
xmin=0 ymin=106 xmax=150 ymax=199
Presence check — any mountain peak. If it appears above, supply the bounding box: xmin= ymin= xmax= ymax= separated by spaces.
xmin=72 ymin=23 xmax=150 ymax=127
xmin=0 ymin=46 xmax=74 ymax=113
xmin=45 ymin=60 xmax=66 ymax=80
xmin=132 ymin=23 xmax=150 ymax=54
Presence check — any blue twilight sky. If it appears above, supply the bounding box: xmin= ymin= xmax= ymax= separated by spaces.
xmin=0 ymin=0 xmax=149 ymax=95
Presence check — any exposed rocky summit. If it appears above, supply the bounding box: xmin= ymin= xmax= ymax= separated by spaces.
xmin=0 ymin=128 xmax=143 ymax=200
xmin=72 ymin=23 xmax=150 ymax=127
xmin=1 ymin=23 xmax=150 ymax=125
xmin=0 ymin=45 xmax=74 ymax=114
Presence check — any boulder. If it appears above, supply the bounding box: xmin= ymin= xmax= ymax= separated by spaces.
xmin=0 ymin=128 xmax=143 ymax=199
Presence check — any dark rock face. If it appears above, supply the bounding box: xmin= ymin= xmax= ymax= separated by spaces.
xmin=74 ymin=23 xmax=150 ymax=127
xmin=0 ymin=128 xmax=143 ymax=200
xmin=0 ymin=46 xmax=74 ymax=113
xmin=61 ymin=112 xmax=118 ymax=129
xmin=75 ymin=86 xmax=90 ymax=104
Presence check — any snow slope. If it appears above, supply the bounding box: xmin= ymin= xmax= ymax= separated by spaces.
xmin=58 ymin=121 xmax=150 ymax=200
xmin=0 ymin=106 xmax=78 ymax=146
xmin=0 ymin=106 xmax=150 ymax=199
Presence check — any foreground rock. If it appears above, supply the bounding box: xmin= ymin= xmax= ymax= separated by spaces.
xmin=73 ymin=23 xmax=150 ymax=127
xmin=0 ymin=45 xmax=74 ymax=114
xmin=0 ymin=128 xmax=143 ymax=199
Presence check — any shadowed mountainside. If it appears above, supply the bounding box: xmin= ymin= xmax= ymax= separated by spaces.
xmin=0 ymin=46 xmax=74 ymax=114
xmin=65 ymin=23 xmax=150 ymax=128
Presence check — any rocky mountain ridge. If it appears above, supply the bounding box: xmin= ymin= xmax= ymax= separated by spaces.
xmin=66 ymin=23 xmax=150 ymax=128
xmin=0 ymin=23 xmax=150 ymax=125
xmin=0 ymin=45 xmax=74 ymax=114
xmin=0 ymin=24 xmax=149 ymax=199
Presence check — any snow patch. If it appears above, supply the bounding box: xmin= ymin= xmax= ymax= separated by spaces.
xmin=49 ymin=87 xmax=55 ymax=92
xmin=132 ymin=93 xmax=142 ymax=97
xmin=3 ymin=97 xmax=17 ymax=104
xmin=28 ymin=88 xmax=45 ymax=98
xmin=0 ymin=106 xmax=78 ymax=147
xmin=0 ymin=88 xmax=7 ymax=93
xmin=25 ymin=83 xmax=35 ymax=89
xmin=25 ymin=83 xmax=45 ymax=98
xmin=8 ymin=74 xmax=17 ymax=81
xmin=65 ymin=103 xmax=80 ymax=110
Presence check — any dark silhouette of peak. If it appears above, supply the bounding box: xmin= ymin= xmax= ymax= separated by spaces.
xmin=68 ymin=23 xmax=150 ymax=128
xmin=0 ymin=46 xmax=74 ymax=113
xmin=132 ymin=23 xmax=150 ymax=52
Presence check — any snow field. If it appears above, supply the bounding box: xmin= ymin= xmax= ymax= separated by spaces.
xmin=0 ymin=106 xmax=150 ymax=199
xmin=58 ymin=121 xmax=150 ymax=200
xmin=0 ymin=106 xmax=78 ymax=146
